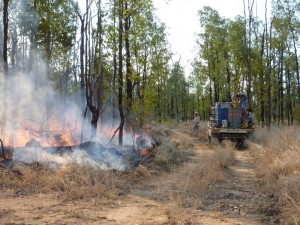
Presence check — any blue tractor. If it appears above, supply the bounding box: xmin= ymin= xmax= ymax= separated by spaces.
xmin=208 ymin=102 xmax=255 ymax=147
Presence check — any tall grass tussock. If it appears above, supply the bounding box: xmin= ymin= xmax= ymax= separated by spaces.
xmin=253 ymin=126 xmax=300 ymax=224
xmin=0 ymin=162 xmax=128 ymax=201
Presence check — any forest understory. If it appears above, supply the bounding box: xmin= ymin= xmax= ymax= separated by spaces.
xmin=0 ymin=122 xmax=299 ymax=225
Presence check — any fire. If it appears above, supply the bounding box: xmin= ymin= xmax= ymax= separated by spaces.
xmin=140 ymin=148 xmax=149 ymax=156
xmin=52 ymin=134 xmax=74 ymax=146
xmin=0 ymin=115 xmax=81 ymax=147
xmin=0 ymin=153 xmax=11 ymax=161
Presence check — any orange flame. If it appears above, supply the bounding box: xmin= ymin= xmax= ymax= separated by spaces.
xmin=0 ymin=115 xmax=81 ymax=147
xmin=140 ymin=148 xmax=149 ymax=156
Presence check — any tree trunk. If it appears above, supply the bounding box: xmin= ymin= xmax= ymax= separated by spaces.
xmin=290 ymin=25 xmax=300 ymax=104
xmin=3 ymin=0 xmax=9 ymax=75
xmin=118 ymin=0 xmax=125 ymax=146
xmin=90 ymin=108 xmax=100 ymax=140
xmin=259 ymin=27 xmax=266 ymax=127
xmin=112 ymin=0 xmax=117 ymax=123
xmin=266 ymin=17 xmax=273 ymax=128
xmin=125 ymin=2 xmax=133 ymax=106
xmin=279 ymin=45 xmax=284 ymax=125
xmin=286 ymin=65 xmax=292 ymax=125
xmin=1 ymin=0 xmax=9 ymax=143
xmin=80 ymin=16 xmax=85 ymax=108
xmin=86 ymin=0 xmax=104 ymax=141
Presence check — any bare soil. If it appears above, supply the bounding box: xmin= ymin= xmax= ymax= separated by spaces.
xmin=0 ymin=127 xmax=278 ymax=225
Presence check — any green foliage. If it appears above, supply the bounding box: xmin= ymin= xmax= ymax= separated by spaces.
xmin=293 ymin=104 xmax=300 ymax=125
xmin=35 ymin=0 xmax=77 ymax=59
xmin=192 ymin=0 xmax=300 ymax=126
xmin=5 ymin=0 xmax=300 ymax=136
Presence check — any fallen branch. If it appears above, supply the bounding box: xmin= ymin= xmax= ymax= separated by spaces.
xmin=285 ymin=194 xmax=300 ymax=210
xmin=107 ymin=126 xmax=121 ymax=145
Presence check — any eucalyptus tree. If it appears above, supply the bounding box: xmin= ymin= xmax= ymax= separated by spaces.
xmin=1 ymin=0 xmax=9 ymax=143
xmin=243 ymin=0 xmax=255 ymax=101
xmin=277 ymin=0 xmax=300 ymax=105
xmin=269 ymin=0 xmax=300 ymax=125
xmin=251 ymin=18 xmax=268 ymax=126
xmin=128 ymin=2 xmax=167 ymax=125
xmin=106 ymin=0 xmax=171 ymax=145
xmin=34 ymin=0 xmax=77 ymax=79
xmin=167 ymin=61 xmax=187 ymax=121
xmin=117 ymin=0 xmax=124 ymax=146
xmin=196 ymin=6 xmax=229 ymax=103
xmin=2 ymin=0 xmax=8 ymax=75
xmin=227 ymin=17 xmax=248 ymax=94
xmin=149 ymin=22 xmax=172 ymax=123
xmin=190 ymin=59 xmax=211 ymax=120
xmin=85 ymin=0 xmax=108 ymax=140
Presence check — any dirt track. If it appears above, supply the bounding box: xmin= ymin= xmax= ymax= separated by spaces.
xmin=0 ymin=129 xmax=277 ymax=224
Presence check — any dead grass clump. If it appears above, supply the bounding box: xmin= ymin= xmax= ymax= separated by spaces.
xmin=214 ymin=141 xmax=236 ymax=168
xmin=57 ymin=163 xmax=125 ymax=200
xmin=256 ymin=127 xmax=300 ymax=184
xmin=150 ymin=124 xmax=174 ymax=146
xmin=254 ymin=126 xmax=300 ymax=224
xmin=150 ymin=125 xmax=193 ymax=170
xmin=155 ymin=141 xmax=183 ymax=168
xmin=2 ymin=163 xmax=57 ymax=193
xmin=278 ymin=175 xmax=300 ymax=224
xmin=168 ymin=158 xmax=226 ymax=209
xmin=0 ymin=162 xmax=128 ymax=201
xmin=167 ymin=143 xmax=234 ymax=208
xmin=155 ymin=139 xmax=193 ymax=170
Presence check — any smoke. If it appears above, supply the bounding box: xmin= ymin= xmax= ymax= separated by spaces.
xmin=0 ymin=0 xmax=155 ymax=171
xmin=13 ymin=144 xmax=131 ymax=171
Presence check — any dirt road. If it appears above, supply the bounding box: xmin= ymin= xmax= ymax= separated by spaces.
xmin=0 ymin=130 xmax=276 ymax=224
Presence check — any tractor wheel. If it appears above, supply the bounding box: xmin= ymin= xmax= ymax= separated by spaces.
xmin=235 ymin=139 xmax=244 ymax=149
xmin=218 ymin=136 xmax=223 ymax=143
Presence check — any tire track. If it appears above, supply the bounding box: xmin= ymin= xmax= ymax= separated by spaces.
xmin=202 ymin=148 xmax=276 ymax=224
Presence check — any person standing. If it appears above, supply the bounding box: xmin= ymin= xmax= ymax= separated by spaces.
xmin=247 ymin=109 xmax=255 ymax=128
xmin=193 ymin=112 xmax=200 ymax=134
xmin=236 ymin=93 xmax=249 ymax=110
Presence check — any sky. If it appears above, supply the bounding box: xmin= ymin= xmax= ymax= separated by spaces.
xmin=152 ymin=0 xmax=270 ymax=76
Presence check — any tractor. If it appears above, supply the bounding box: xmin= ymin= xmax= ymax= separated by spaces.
xmin=208 ymin=102 xmax=255 ymax=148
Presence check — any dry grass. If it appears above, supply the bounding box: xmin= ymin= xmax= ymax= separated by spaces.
xmin=251 ymin=126 xmax=300 ymax=224
xmin=167 ymin=157 xmax=227 ymax=209
xmin=141 ymin=123 xmax=234 ymax=209
xmin=0 ymin=122 xmax=235 ymax=215
xmin=149 ymin=124 xmax=194 ymax=170
xmin=214 ymin=141 xmax=236 ymax=168
xmin=0 ymin=162 xmax=128 ymax=201
xmin=157 ymin=126 xmax=234 ymax=209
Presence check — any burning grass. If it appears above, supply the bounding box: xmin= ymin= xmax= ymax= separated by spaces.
xmin=251 ymin=126 xmax=300 ymax=224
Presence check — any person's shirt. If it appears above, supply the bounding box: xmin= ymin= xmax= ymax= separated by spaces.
xmin=194 ymin=116 xmax=200 ymax=124
xmin=249 ymin=113 xmax=255 ymax=124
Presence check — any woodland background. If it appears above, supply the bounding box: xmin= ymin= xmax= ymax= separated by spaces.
xmin=1 ymin=0 xmax=300 ymax=146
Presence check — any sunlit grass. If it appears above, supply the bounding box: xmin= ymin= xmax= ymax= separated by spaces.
xmin=251 ymin=126 xmax=300 ymax=224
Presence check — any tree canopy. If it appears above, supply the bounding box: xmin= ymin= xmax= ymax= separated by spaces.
xmin=1 ymin=0 xmax=300 ymax=146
